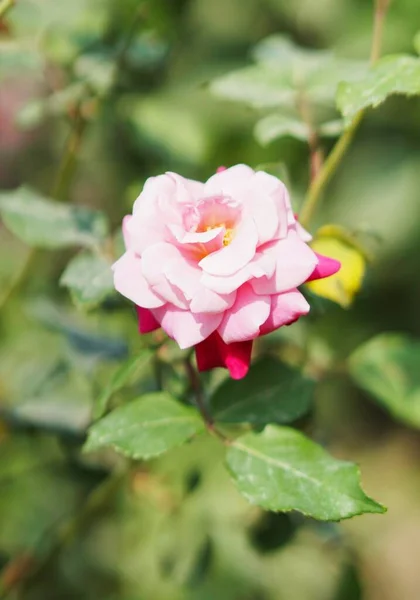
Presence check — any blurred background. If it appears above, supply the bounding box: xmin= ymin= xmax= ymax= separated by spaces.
xmin=1 ymin=0 xmax=420 ymax=598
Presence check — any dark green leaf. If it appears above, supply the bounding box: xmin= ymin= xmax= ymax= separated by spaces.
xmin=0 ymin=187 xmax=109 ymax=249
xmin=60 ymin=252 xmax=114 ymax=309
xmin=337 ymin=55 xmax=420 ymax=126
xmin=349 ymin=333 xmax=420 ymax=428
xmin=211 ymin=358 xmax=313 ymax=425
xmin=84 ymin=393 xmax=204 ymax=459
xmin=226 ymin=426 xmax=385 ymax=520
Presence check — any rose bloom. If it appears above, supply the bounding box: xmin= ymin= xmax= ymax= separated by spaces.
xmin=113 ymin=165 xmax=340 ymax=379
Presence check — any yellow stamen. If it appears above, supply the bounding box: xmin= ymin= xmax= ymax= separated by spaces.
xmin=223 ymin=228 xmax=234 ymax=246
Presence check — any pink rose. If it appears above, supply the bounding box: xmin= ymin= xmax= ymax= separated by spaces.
xmin=113 ymin=165 xmax=340 ymax=379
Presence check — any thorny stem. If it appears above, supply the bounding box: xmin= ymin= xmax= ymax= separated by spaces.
xmin=299 ymin=0 xmax=391 ymax=229
xmin=184 ymin=357 xmax=229 ymax=444
xmin=0 ymin=0 xmax=14 ymax=20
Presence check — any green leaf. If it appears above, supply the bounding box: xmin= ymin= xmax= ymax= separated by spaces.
xmin=211 ymin=358 xmax=314 ymax=425
xmin=255 ymin=114 xmax=344 ymax=146
xmin=210 ymin=34 xmax=365 ymax=110
xmin=84 ymin=393 xmax=204 ymax=459
xmin=94 ymin=351 xmax=153 ymax=419
xmin=349 ymin=333 xmax=420 ymax=428
xmin=60 ymin=252 xmax=114 ymax=309
xmin=254 ymin=114 xmax=309 ymax=145
xmin=0 ymin=186 xmax=109 ymax=249
xmin=226 ymin=426 xmax=385 ymax=520
xmin=337 ymin=55 xmax=420 ymax=127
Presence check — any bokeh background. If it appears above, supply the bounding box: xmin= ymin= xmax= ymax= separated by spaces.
xmin=1 ymin=0 xmax=420 ymax=598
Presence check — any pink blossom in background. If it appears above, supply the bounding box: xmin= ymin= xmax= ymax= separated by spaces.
xmin=113 ymin=165 xmax=340 ymax=379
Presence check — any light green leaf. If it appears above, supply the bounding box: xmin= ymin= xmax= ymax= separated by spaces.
xmin=211 ymin=34 xmax=365 ymax=110
xmin=337 ymin=55 xmax=420 ymax=127
xmin=84 ymin=393 xmax=204 ymax=459
xmin=226 ymin=426 xmax=385 ymax=520
xmin=74 ymin=54 xmax=115 ymax=96
xmin=60 ymin=252 xmax=114 ymax=309
xmin=254 ymin=114 xmax=309 ymax=145
xmin=94 ymin=351 xmax=153 ymax=419
xmin=0 ymin=186 xmax=108 ymax=249
xmin=211 ymin=358 xmax=313 ymax=425
xmin=349 ymin=333 xmax=420 ymax=428
xmin=255 ymin=113 xmax=343 ymax=146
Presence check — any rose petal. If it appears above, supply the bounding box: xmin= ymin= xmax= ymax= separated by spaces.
xmin=199 ymin=217 xmax=258 ymax=276
xmin=152 ymin=305 xmax=222 ymax=349
xmin=218 ymin=283 xmax=271 ymax=343
xmin=204 ymin=164 xmax=255 ymax=197
xmin=195 ymin=331 xmax=252 ymax=379
xmin=306 ymin=253 xmax=341 ymax=282
xmin=141 ymin=243 xmax=189 ymax=309
xmin=136 ymin=306 xmax=160 ymax=333
xmin=251 ymin=232 xmax=318 ymax=295
xmin=259 ymin=289 xmax=310 ymax=335
xmin=190 ymin=287 xmax=236 ymax=314
xmin=113 ymin=252 xmax=165 ymax=308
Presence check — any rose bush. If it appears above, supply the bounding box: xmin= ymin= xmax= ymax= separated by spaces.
xmin=113 ymin=165 xmax=340 ymax=378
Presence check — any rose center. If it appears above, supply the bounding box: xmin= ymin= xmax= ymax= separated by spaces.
xmin=205 ymin=224 xmax=235 ymax=246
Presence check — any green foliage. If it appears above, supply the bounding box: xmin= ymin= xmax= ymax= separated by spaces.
xmin=226 ymin=426 xmax=386 ymax=520
xmin=94 ymin=351 xmax=153 ymax=419
xmin=337 ymin=54 xmax=420 ymax=126
xmin=255 ymin=114 xmax=343 ymax=146
xmin=0 ymin=187 xmax=109 ymax=249
xmin=60 ymin=251 xmax=114 ymax=309
xmin=211 ymin=357 xmax=314 ymax=425
xmin=211 ymin=34 xmax=364 ymax=145
xmin=349 ymin=333 xmax=420 ymax=428
xmin=84 ymin=393 xmax=205 ymax=459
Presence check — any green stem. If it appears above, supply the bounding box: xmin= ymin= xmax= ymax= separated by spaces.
xmin=0 ymin=0 xmax=14 ymax=20
xmin=299 ymin=0 xmax=390 ymax=230
xmin=299 ymin=111 xmax=363 ymax=228
xmin=52 ymin=107 xmax=86 ymax=201
xmin=184 ymin=358 xmax=229 ymax=444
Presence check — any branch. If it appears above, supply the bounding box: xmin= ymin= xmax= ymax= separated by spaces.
xmin=299 ymin=0 xmax=390 ymax=229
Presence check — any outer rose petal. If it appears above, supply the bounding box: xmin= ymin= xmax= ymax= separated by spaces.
xmin=259 ymin=289 xmax=310 ymax=335
xmin=204 ymin=164 xmax=255 ymax=197
xmin=136 ymin=306 xmax=160 ymax=333
xmin=306 ymin=253 xmax=341 ymax=282
xmin=190 ymin=287 xmax=236 ymax=314
xmin=113 ymin=252 xmax=165 ymax=308
xmin=195 ymin=331 xmax=253 ymax=379
xmin=152 ymin=305 xmax=223 ymax=349
xmin=141 ymin=243 xmax=189 ymax=309
xmin=122 ymin=215 xmax=132 ymax=249
xmin=251 ymin=232 xmax=317 ymax=295
xmin=218 ymin=283 xmax=271 ymax=343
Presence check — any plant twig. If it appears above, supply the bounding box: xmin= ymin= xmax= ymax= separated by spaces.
xmin=184 ymin=358 xmax=228 ymax=443
xmin=299 ymin=0 xmax=390 ymax=229
xmin=52 ymin=106 xmax=87 ymax=201
xmin=297 ymin=93 xmax=324 ymax=182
